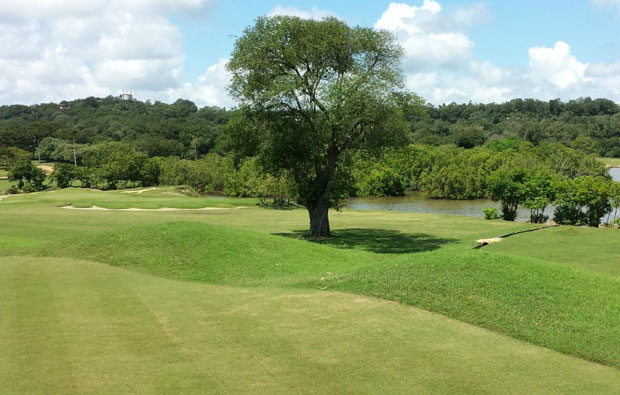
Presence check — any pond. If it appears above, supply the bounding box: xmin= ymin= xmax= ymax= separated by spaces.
xmin=346 ymin=192 xmax=550 ymax=221
xmin=347 ymin=168 xmax=620 ymax=221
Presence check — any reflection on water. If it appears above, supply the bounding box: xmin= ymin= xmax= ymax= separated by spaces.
xmin=346 ymin=191 xmax=551 ymax=221
xmin=348 ymin=168 xmax=619 ymax=221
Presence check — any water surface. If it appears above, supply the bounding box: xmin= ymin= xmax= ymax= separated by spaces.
xmin=346 ymin=167 xmax=620 ymax=220
xmin=347 ymin=192 xmax=550 ymax=221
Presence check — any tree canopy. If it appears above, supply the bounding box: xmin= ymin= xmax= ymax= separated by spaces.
xmin=227 ymin=15 xmax=408 ymax=236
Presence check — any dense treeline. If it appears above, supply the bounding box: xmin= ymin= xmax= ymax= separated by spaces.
xmin=1 ymin=96 xmax=620 ymax=160
xmin=6 ymin=138 xmax=618 ymax=226
xmin=352 ymin=140 xmax=607 ymax=200
xmin=0 ymin=97 xmax=230 ymax=161
xmin=1 ymin=95 xmax=619 ymax=226
xmin=412 ymin=97 xmax=620 ymax=157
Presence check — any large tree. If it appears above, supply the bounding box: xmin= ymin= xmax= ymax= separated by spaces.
xmin=227 ymin=16 xmax=407 ymax=237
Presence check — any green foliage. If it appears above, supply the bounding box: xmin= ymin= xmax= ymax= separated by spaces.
xmin=350 ymin=143 xmax=609 ymax=214
xmin=356 ymin=167 xmax=406 ymax=197
xmin=483 ymin=208 xmax=500 ymax=220
xmin=223 ymin=157 xmax=262 ymax=197
xmin=140 ymin=157 xmax=162 ymax=187
xmin=227 ymin=15 xmax=409 ymax=236
xmin=223 ymin=157 xmax=298 ymax=206
xmin=553 ymin=176 xmax=613 ymax=226
xmin=158 ymin=155 xmax=225 ymax=193
xmin=487 ymin=168 xmax=529 ymax=221
xmin=8 ymin=160 xmax=46 ymax=191
xmin=253 ymin=171 xmax=298 ymax=207
xmin=51 ymin=163 xmax=78 ymax=188
xmin=609 ymin=182 xmax=620 ymax=224
xmin=0 ymin=146 xmax=31 ymax=166
xmin=523 ymin=171 xmax=557 ymax=223
xmin=83 ymin=143 xmax=147 ymax=189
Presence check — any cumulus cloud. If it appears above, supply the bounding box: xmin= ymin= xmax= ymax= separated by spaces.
xmin=0 ymin=0 xmax=215 ymax=105
xmin=2 ymin=0 xmax=620 ymax=107
xmin=167 ymin=58 xmax=235 ymax=108
xmin=528 ymin=41 xmax=589 ymax=89
xmin=374 ymin=1 xmax=490 ymax=70
xmin=374 ymin=2 xmax=620 ymax=104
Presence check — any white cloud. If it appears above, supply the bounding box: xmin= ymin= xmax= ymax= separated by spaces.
xmin=2 ymin=0 xmax=620 ymax=108
xmin=374 ymin=1 xmax=488 ymax=71
xmin=0 ymin=0 xmax=214 ymax=105
xmin=167 ymin=58 xmax=235 ymax=108
xmin=374 ymin=2 xmax=620 ymax=104
xmin=528 ymin=41 xmax=589 ymax=89
xmin=593 ymin=0 xmax=620 ymax=12
xmin=267 ymin=6 xmax=338 ymax=20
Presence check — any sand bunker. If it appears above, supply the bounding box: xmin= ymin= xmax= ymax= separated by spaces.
xmin=60 ymin=205 xmax=248 ymax=211
xmin=121 ymin=187 xmax=160 ymax=195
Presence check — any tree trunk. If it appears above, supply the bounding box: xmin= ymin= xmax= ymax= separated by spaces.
xmin=307 ymin=150 xmax=337 ymax=237
xmin=308 ymin=199 xmax=330 ymax=237
xmin=307 ymin=176 xmax=332 ymax=237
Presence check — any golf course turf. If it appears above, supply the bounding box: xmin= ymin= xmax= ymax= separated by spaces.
xmin=2 ymin=187 xmax=620 ymax=393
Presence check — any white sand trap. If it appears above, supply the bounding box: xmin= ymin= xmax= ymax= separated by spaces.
xmin=60 ymin=205 xmax=249 ymax=211
xmin=121 ymin=187 xmax=160 ymax=194
xmin=0 ymin=195 xmax=11 ymax=201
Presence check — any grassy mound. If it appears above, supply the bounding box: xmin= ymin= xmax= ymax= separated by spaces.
xmin=37 ymin=221 xmax=620 ymax=368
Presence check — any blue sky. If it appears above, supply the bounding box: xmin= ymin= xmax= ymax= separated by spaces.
xmin=1 ymin=0 xmax=620 ymax=106
xmin=177 ymin=0 xmax=620 ymax=80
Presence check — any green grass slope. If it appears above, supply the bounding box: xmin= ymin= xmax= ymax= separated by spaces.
xmin=3 ymin=188 xmax=620 ymax=383
xmin=599 ymin=157 xmax=620 ymax=167
xmin=35 ymin=221 xmax=620 ymax=368
xmin=486 ymin=225 xmax=620 ymax=278
xmin=2 ymin=256 xmax=620 ymax=394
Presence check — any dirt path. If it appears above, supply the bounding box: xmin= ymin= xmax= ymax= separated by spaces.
xmin=474 ymin=224 xmax=559 ymax=249
xmin=60 ymin=205 xmax=249 ymax=212
xmin=36 ymin=164 xmax=54 ymax=174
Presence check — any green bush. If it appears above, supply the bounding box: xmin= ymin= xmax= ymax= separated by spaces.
xmin=483 ymin=208 xmax=500 ymax=220
xmin=553 ymin=176 xmax=613 ymax=227
xmin=8 ymin=160 xmax=46 ymax=191
xmin=487 ymin=168 xmax=529 ymax=221
xmin=357 ymin=167 xmax=405 ymax=197
xmin=51 ymin=163 xmax=78 ymax=188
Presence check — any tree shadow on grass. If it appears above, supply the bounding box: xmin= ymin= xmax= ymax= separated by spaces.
xmin=275 ymin=228 xmax=458 ymax=254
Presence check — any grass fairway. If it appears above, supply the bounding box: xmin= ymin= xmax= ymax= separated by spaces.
xmin=2 ymin=188 xmax=620 ymax=392
xmin=599 ymin=157 xmax=620 ymax=167
xmin=487 ymin=225 xmax=620 ymax=278
xmin=0 ymin=178 xmax=11 ymax=194
xmin=2 ymin=256 xmax=620 ymax=394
